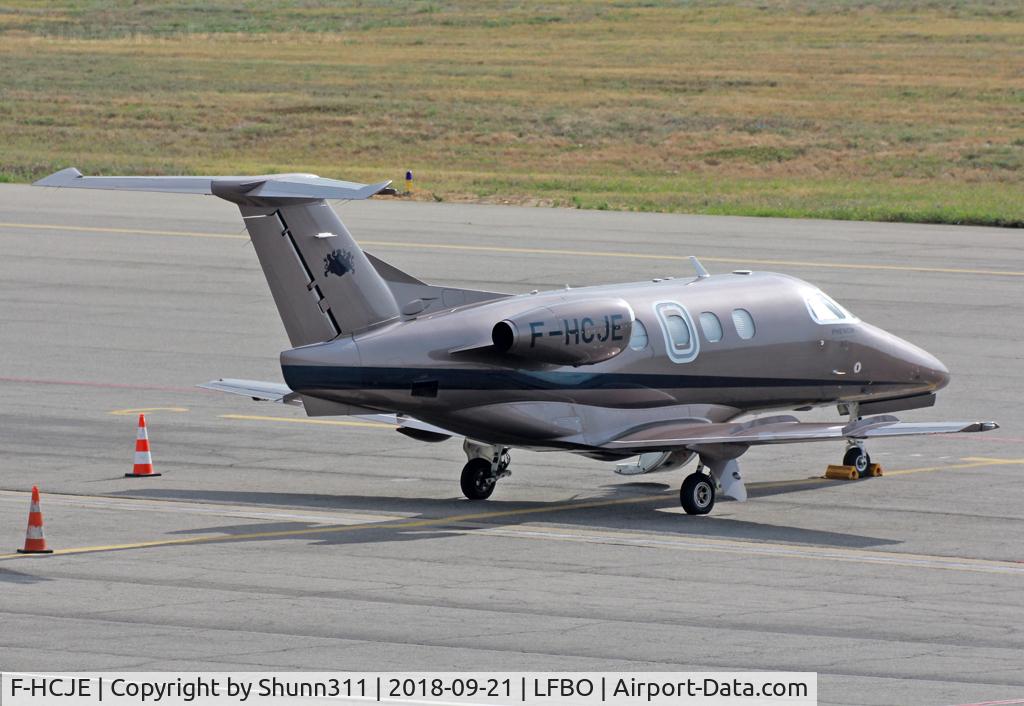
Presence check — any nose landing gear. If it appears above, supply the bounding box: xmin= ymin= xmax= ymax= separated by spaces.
xmin=460 ymin=440 xmax=511 ymax=500
xmin=840 ymin=402 xmax=875 ymax=478
xmin=842 ymin=444 xmax=872 ymax=476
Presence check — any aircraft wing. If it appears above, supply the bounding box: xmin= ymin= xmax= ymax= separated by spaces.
xmin=199 ymin=378 xmax=303 ymax=405
xmin=198 ymin=378 xmax=453 ymax=439
xmin=603 ymin=414 xmax=999 ymax=452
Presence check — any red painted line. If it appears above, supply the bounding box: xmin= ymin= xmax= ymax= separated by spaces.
xmin=949 ymin=699 xmax=1024 ymax=706
xmin=0 ymin=375 xmax=205 ymax=394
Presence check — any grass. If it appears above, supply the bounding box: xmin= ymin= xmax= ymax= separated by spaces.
xmin=1 ymin=1 xmax=1022 ymax=226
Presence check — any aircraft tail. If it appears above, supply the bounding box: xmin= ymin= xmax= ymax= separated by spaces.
xmin=239 ymin=199 xmax=399 ymax=344
xmin=34 ymin=168 xmax=415 ymax=346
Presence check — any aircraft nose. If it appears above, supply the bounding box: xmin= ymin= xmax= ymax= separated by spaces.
xmin=905 ymin=344 xmax=950 ymax=391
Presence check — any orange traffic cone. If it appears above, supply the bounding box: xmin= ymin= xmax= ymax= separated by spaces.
xmin=125 ymin=413 xmax=161 ymax=477
xmin=17 ymin=486 xmax=53 ymax=554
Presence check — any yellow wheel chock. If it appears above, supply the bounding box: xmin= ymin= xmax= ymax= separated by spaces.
xmin=825 ymin=463 xmax=884 ymax=480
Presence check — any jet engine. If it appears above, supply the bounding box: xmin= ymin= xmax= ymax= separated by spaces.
xmin=491 ymin=298 xmax=634 ymax=366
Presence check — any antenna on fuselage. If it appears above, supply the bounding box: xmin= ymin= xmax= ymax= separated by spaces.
xmin=689 ymin=256 xmax=710 ymax=281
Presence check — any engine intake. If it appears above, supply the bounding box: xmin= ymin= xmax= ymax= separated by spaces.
xmin=491 ymin=298 xmax=633 ymax=366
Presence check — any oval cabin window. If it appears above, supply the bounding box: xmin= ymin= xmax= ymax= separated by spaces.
xmin=630 ymin=319 xmax=649 ymax=350
xmin=700 ymin=312 xmax=723 ymax=343
xmin=731 ymin=308 xmax=755 ymax=340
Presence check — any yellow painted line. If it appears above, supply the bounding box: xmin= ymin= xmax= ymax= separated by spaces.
xmin=2 ymin=221 xmax=1022 ymax=278
xmin=1 ymin=456 xmax=1020 ymax=564
xmin=0 ymin=222 xmax=244 ymax=240
xmin=960 ymin=456 xmax=1024 ymax=464
xmin=220 ymin=413 xmax=394 ymax=429
xmin=885 ymin=457 xmax=1024 ymax=476
xmin=747 ymin=457 xmax=1023 ymax=490
xmin=360 ymin=239 xmax=1024 ymax=278
xmin=109 ymin=406 xmax=189 ymax=416
xmin=0 ymin=493 xmax=670 ymax=562
xmin=0 ymin=489 xmax=401 ymax=525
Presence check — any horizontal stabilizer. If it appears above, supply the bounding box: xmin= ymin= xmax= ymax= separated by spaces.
xmin=199 ymin=378 xmax=302 ymax=405
xmin=33 ymin=168 xmax=391 ymax=203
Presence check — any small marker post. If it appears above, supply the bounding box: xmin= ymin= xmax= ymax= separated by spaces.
xmin=405 ymin=170 xmax=413 ymax=193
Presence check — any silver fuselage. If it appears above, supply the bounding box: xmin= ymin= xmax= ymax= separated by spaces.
xmin=281 ymin=271 xmax=948 ymax=453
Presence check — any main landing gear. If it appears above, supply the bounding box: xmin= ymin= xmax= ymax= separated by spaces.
xmin=679 ymin=455 xmax=747 ymax=516
xmin=460 ymin=440 xmax=511 ymax=500
xmin=680 ymin=469 xmax=716 ymax=515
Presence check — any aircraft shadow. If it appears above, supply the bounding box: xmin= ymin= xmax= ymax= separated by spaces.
xmin=115 ymin=475 xmax=899 ymax=550
xmin=0 ymin=567 xmax=53 ymax=584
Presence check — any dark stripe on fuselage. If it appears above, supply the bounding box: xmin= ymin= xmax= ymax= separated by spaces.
xmin=282 ymin=365 xmax=899 ymax=392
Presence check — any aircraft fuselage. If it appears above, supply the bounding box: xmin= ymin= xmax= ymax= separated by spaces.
xmin=281 ymin=271 xmax=948 ymax=450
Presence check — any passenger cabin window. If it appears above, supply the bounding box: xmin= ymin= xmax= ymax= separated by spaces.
xmin=731 ymin=308 xmax=755 ymax=340
xmin=804 ymin=289 xmax=858 ymax=325
xmin=699 ymin=312 xmax=723 ymax=343
xmin=654 ymin=302 xmax=699 ymax=363
xmin=629 ymin=319 xmax=649 ymax=350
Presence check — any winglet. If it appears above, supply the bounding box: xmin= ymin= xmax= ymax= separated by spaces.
xmin=32 ymin=167 xmax=84 ymax=187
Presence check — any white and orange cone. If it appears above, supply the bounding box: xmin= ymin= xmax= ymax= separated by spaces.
xmin=126 ymin=413 xmax=161 ymax=478
xmin=17 ymin=486 xmax=53 ymax=554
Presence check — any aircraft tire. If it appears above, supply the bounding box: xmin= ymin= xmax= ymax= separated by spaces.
xmin=461 ymin=458 xmax=497 ymax=500
xmin=680 ymin=472 xmax=715 ymax=515
xmin=843 ymin=447 xmax=871 ymax=476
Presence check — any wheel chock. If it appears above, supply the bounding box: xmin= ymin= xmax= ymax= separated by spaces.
xmin=825 ymin=464 xmax=859 ymax=480
xmin=867 ymin=463 xmax=883 ymax=477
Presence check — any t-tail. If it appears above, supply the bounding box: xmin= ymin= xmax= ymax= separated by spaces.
xmin=33 ymin=168 xmax=506 ymax=346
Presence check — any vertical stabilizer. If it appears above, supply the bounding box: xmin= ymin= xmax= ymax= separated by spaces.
xmin=240 ymin=201 xmax=400 ymax=346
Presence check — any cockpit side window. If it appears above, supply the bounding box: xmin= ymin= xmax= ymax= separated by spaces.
xmin=804 ymin=289 xmax=858 ymax=325
xmin=654 ymin=302 xmax=699 ymax=363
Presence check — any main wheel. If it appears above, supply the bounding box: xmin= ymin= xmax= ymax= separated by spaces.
xmin=680 ymin=472 xmax=715 ymax=515
xmin=460 ymin=458 xmax=496 ymax=500
xmin=843 ymin=446 xmax=871 ymax=476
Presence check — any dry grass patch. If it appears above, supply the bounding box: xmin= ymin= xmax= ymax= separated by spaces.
xmin=1 ymin=1 xmax=1022 ymax=225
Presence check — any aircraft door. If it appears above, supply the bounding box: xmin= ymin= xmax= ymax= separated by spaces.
xmin=819 ymin=336 xmax=854 ymax=399
xmin=653 ymin=301 xmax=700 ymax=363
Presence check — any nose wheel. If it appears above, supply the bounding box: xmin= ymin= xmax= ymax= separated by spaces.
xmin=843 ymin=445 xmax=872 ymax=477
xmin=680 ymin=471 xmax=716 ymax=515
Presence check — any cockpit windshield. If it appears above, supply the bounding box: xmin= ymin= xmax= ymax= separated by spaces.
xmin=804 ymin=289 xmax=858 ymax=324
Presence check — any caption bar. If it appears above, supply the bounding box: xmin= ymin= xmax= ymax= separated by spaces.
xmin=0 ymin=673 xmax=815 ymax=706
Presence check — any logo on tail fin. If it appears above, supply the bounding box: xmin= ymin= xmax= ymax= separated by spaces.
xmin=324 ymin=249 xmax=355 ymax=277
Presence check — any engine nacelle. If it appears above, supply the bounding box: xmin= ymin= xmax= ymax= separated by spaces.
xmin=491 ymin=298 xmax=633 ymax=366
